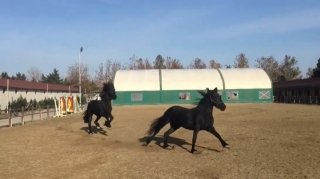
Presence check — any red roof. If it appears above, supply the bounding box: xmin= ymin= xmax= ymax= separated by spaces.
xmin=273 ymin=78 xmax=320 ymax=88
xmin=0 ymin=78 xmax=79 ymax=92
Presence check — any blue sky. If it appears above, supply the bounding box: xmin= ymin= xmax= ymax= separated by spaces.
xmin=1 ymin=0 xmax=320 ymax=78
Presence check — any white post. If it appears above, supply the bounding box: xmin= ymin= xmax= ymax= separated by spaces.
xmin=79 ymin=47 xmax=82 ymax=108
xmin=46 ymin=83 xmax=48 ymax=98
xmin=7 ymin=79 xmax=9 ymax=114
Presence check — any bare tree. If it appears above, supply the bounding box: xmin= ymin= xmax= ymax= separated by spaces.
xmin=234 ymin=53 xmax=249 ymax=68
xmin=144 ymin=58 xmax=153 ymax=69
xmin=187 ymin=58 xmax=206 ymax=69
xmin=209 ymin=59 xmax=222 ymax=69
xmin=94 ymin=59 xmax=124 ymax=87
xmin=27 ymin=67 xmax=43 ymax=82
xmin=254 ymin=56 xmax=281 ymax=83
xmin=278 ymin=55 xmax=302 ymax=81
xmin=65 ymin=61 xmax=93 ymax=95
xmin=127 ymin=54 xmax=138 ymax=70
xmin=306 ymin=67 xmax=314 ymax=78
xmin=165 ymin=57 xmax=184 ymax=69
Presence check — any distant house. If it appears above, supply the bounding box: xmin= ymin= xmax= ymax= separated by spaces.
xmin=0 ymin=78 xmax=79 ymax=110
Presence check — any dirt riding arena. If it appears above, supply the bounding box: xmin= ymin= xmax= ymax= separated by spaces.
xmin=0 ymin=104 xmax=319 ymax=179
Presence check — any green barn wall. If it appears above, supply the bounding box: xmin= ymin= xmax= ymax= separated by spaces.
xmin=224 ymin=89 xmax=273 ymax=103
xmin=161 ymin=90 xmax=223 ymax=104
xmin=112 ymin=91 xmax=160 ymax=105
xmin=112 ymin=89 xmax=273 ymax=106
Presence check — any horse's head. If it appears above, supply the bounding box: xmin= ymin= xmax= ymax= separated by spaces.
xmin=198 ymin=87 xmax=226 ymax=111
xmin=100 ymin=82 xmax=117 ymax=100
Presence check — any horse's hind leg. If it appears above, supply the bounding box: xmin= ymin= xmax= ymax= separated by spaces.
xmin=94 ymin=115 xmax=102 ymax=129
xmin=163 ymin=126 xmax=179 ymax=150
xmin=87 ymin=113 xmax=93 ymax=134
xmin=206 ymin=126 xmax=229 ymax=148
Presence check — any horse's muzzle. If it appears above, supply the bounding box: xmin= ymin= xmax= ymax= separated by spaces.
xmin=218 ymin=103 xmax=226 ymax=111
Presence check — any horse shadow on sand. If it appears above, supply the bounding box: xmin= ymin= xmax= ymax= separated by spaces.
xmin=138 ymin=135 xmax=221 ymax=153
xmin=80 ymin=126 xmax=108 ymax=136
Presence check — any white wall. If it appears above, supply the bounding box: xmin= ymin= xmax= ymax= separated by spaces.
xmin=161 ymin=69 xmax=224 ymax=90
xmin=114 ymin=69 xmax=160 ymax=91
xmin=0 ymin=88 xmax=80 ymax=110
xmin=219 ymin=68 xmax=272 ymax=89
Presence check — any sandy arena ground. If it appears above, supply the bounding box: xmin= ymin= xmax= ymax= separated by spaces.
xmin=0 ymin=103 xmax=319 ymax=179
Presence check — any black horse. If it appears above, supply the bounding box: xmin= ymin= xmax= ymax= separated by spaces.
xmin=142 ymin=87 xmax=229 ymax=154
xmin=83 ymin=82 xmax=117 ymax=134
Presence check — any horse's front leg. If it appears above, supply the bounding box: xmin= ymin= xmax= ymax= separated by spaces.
xmin=104 ymin=113 xmax=113 ymax=130
xmin=191 ymin=128 xmax=200 ymax=154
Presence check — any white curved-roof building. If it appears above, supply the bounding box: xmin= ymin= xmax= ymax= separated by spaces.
xmin=113 ymin=68 xmax=272 ymax=105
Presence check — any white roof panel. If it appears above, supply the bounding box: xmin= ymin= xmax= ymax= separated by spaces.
xmin=161 ymin=69 xmax=223 ymax=90
xmin=114 ymin=70 xmax=160 ymax=91
xmin=219 ymin=68 xmax=272 ymax=89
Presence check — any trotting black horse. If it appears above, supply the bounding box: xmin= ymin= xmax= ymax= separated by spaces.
xmin=142 ymin=87 xmax=229 ymax=154
xmin=83 ymin=82 xmax=117 ymax=134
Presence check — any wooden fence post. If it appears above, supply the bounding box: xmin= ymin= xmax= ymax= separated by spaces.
xmin=47 ymin=105 xmax=49 ymax=119
xmin=53 ymin=105 xmax=56 ymax=116
xmin=31 ymin=107 xmax=34 ymax=121
xmin=9 ymin=108 xmax=12 ymax=127
xmin=21 ymin=107 xmax=24 ymax=125
xmin=39 ymin=107 xmax=42 ymax=120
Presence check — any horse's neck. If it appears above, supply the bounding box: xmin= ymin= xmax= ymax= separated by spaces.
xmin=101 ymin=98 xmax=111 ymax=106
xmin=196 ymin=101 xmax=213 ymax=113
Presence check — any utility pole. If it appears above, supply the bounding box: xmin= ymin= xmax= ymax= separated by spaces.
xmin=79 ymin=47 xmax=83 ymax=107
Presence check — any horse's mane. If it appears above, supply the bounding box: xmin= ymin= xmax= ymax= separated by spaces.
xmin=191 ymin=90 xmax=208 ymax=106
xmin=102 ymin=82 xmax=113 ymax=91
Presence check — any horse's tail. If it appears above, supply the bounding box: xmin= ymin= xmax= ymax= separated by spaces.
xmin=83 ymin=109 xmax=90 ymax=123
xmin=145 ymin=108 xmax=173 ymax=136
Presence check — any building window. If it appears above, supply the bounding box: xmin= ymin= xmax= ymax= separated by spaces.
xmin=259 ymin=91 xmax=270 ymax=99
xmin=15 ymin=89 xmax=18 ymax=94
xmin=131 ymin=93 xmax=143 ymax=101
xmin=35 ymin=90 xmax=37 ymax=94
xmin=26 ymin=90 xmax=28 ymax=94
xmin=179 ymin=92 xmax=190 ymax=100
xmin=2 ymin=89 xmax=5 ymax=94
xmin=227 ymin=91 xmax=238 ymax=100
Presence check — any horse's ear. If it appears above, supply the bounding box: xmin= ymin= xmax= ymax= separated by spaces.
xmin=213 ymin=87 xmax=217 ymax=92
xmin=206 ymin=88 xmax=210 ymax=92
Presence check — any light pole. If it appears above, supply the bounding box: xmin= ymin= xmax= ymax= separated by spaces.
xmin=79 ymin=47 xmax=83 ymax=107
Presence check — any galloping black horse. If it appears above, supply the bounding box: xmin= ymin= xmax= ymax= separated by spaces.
xmin=83 ymin=82 xmax=117 ymax=134
xmin=142 ymin=87 xmax=229 ymax=154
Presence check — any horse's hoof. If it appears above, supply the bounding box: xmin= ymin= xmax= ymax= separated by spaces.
xmin=191 ymin=150 xmax=202 ymax=154
xmin=223 ymin=144 xmax=230 ymax=149
xmin=107 ymin=127 xmax=112 ymax=130
xmin=164 ymin=145 xmax=174 ymax=150
xmin=96 ymin=126 xmax=101 ymax=130
xmin=142 ymin=143 xmax=148 ymax=147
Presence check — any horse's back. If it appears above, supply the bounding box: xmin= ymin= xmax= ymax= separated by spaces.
xmin=166 ymin=105 xmax=212 ymax=130
xmin=163 ymin=105 xmax=194 ymax=129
